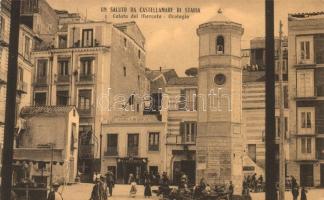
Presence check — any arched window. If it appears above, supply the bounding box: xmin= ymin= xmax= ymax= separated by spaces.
xmin=216 ymin=36 xmax=224 ymax=54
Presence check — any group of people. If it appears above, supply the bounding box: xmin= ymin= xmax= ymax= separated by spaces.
xmin=128 ymin=171 xmax=153 ymax=198
xmin=90 ymin=171 xmax=115 ymax=200
xmin=290 ymin=176 xmax=308 ymax=200
xmin=242 ymin=173 xmax=264 ymax=193
xmin=193 ymin=178 xmax=234 ymax=200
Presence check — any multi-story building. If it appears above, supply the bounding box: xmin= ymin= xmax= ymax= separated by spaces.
xmin=0 ymin=0 xmax=35 ymax=166
xmin=164 ymin=74 xmax=198 ymax=186
xmin=0 ymin=0 xmax=11 ymax=148
xmin=242 ymin=37 xmax=289 ymax=179
xmin=287 ymin=12 xmax=324 ymax=187
xmin=32 ymin=20 xmax=146 ymax=182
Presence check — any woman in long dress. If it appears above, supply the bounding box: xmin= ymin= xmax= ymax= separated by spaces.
xmin=129 ymin=173 xmax=137 ymax=198
xmin=144 ymin=172 xmax=152 ymax=198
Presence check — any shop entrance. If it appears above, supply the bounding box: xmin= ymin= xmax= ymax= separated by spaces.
xmin=300 ymin=164 xmax=314 ymax=187
xmin=173 ymin=160 xmax=196 ymax=186
xmin=116 ymin=157 xmax=147 ymax=184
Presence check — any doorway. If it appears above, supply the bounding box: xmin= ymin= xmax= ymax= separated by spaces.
xmin=300 ymin=164 xmax=314 ymax=187
xmin=173 ymin=160 xmax=196 ymax=186
xmin=320 ymin=164 xmax=324 ymax=187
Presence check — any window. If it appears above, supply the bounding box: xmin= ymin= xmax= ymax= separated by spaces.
xmin=37 ymin=60 xmax=47 ymax=77
xmin=148 ymin=132 xmax=159 ymax=151
xmin=82 ymin=29 xmax=93 ymax=47
xmin=79 ymin=125 xmax=92 ymax=145
xmin=297 ymin=36 xmax=313 ymax=64
xmin=301 ymin=138 xmax=312 ymax=154
xmin=106 ymin=134 xmax=118 ymax=156
xmin=297 ymin=69 xmax=314 ymax=97
xmin=138 ymin=50 xmax=141 ymax=59
xmin=180 ymin=122 xmax=197 ymax=144
xmin=58 ymin=60 xmax=69 ymax=76
xmin=71 ymin=123 xmax=76 ymax=153
xmin=80 ymin=58 xmax=93 ymax=76
xmin=34 ymin=92 xmax=46 ymax=106
xmin=298 ymin=107 xmax=315 ymax=134
xmin=0 ymin=16 xmax=4 ymax=36
xmin=123 ymin=66 xmax=126 ymax=77
xmin=178 ymin=88 xmax=197 ymax=111
xmin=58 ymin=35 xmax=67 ymax=48
xmin=18 ymin=67 xmax=23 ymax=82
xmin=128 ymin=134 xmax=139 ymax=156
xmin=275 ymin=117 xmax=288 ymax=138
xmin=56 ymin=90 xmax=69 ymax=106
xmin=216 ymin=36 xmax=224 ymax=54
xmin=24 ymin=36 xmax=31 ymax=59
xmin=247 ymin=144 xmax=256 ymax=162
xmin=300 ymin=41 xmax=310 ymax=60
xmin=124 ymin=38 xmax=127 ymax=47
xmin=78 ymin=89 xmax=91 ymax=110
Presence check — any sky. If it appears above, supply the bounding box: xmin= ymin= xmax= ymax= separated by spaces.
xmin=47 ymin=0 xmax=324 ymax=75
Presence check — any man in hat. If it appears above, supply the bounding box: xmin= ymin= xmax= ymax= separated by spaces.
xmin=47 ymin=182 xmax=63 ymax=200
xmin=105 ymin=170 xmax=115 ymax=196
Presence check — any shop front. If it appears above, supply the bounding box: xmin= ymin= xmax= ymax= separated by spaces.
xmin=116 ymin=157 xmax=148 ymax=184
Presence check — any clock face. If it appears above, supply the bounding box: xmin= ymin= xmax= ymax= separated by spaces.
xmin=214 ymin=73 xmax=226 ymax=85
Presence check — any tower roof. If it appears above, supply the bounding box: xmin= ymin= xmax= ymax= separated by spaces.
xmin=209 ymin=8 xmax=231 ymax=23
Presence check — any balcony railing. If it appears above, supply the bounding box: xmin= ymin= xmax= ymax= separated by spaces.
xmin=77 ymin=108 xmax=93 ymax=116
xmin=104 ymin=147 xmax=118 ymax=156
xmin=166 ymin=134 xmax=196 ymax=145
xmin=79 ymin=144 xmax=94 ymax=159
xmin=34 ymin=76 xmax=48 ymax=86
xmin=17 ymin=81 xmax=27 ymax=94
xmin=55 ymin=74 xmax=71 ymax=83
xmin=127 ymin=146 xmax=139 ymax=157
xmin=77 ymin=74 xmax=95 ymax=83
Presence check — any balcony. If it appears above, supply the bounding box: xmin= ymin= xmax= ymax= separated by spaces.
xmin=166 ymin=134 xmax=196 ymax=145
xmin=77 ymin=108 xmax=94 ymax=117
xmin=76 ymin=74 xmax=95 ymax=84
xmin=104 ymin=147 xmax=118 ymax=157
xmin=79 ymin=144 xmax=94 ymax=159
xmin=17 ymin=81 xmax=27 ymax=94
xmin=127 ymin=146 xmax=139 ymax=157
xmin=55 ymin=74 xmax=71 ymax=84
xmin=33 ymin=76 xmax=49 ymax=87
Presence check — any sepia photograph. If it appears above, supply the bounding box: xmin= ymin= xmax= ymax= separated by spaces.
xmin=0 ymin=0 xmax=324 ymax=199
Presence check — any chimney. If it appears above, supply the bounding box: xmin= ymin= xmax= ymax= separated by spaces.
xmin=159 ymin=67 xmax=162 ymax=72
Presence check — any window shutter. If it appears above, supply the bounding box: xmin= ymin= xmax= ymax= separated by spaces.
xmin=180 ymin=122 xmax=185 ymax=143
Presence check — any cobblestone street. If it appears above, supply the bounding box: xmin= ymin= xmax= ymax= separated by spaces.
xmin=61 ymin=183 xmax=324 ymax=200
xmin=61 ymin=184 xmax=159 ymax=200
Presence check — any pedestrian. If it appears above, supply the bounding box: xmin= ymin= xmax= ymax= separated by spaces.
xmin=291 ymin=176 xmax=299 ymax=200
xmin=228 ymin=181 xmax=234 ymax=200
xmin=47 ymin=182 xmax=63 ymax=200
xmin=100 ymin=176 xmax=108 ymax=200
xmin=301 ymin=187 xmax=307 ymax=200
xmin=105 ymin=170 xmax=114 ymax=197
xmin=93 ymin=171 xmax=98 ymax=183
xmin=90 ymin=177 xmax=106 ymax=200
xmin=144 ymin=172 xmax=152 ymax=198
xmin=129 ymin=173 xmax=137 ymax=198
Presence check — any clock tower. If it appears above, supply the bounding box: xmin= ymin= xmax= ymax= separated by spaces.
xmin=196 ymin=9 xmax=244 ymax=193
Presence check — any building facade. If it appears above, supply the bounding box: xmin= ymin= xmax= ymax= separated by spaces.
xmin=242 ymin=37 xmax=289 ymax=178
xmin=13 ymin=106 xmax=79 ymax=185
xmin=32 ymin=19 xmax=147 ymax=181
xmin=287 ymin=12 xmax=324 ymax=187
